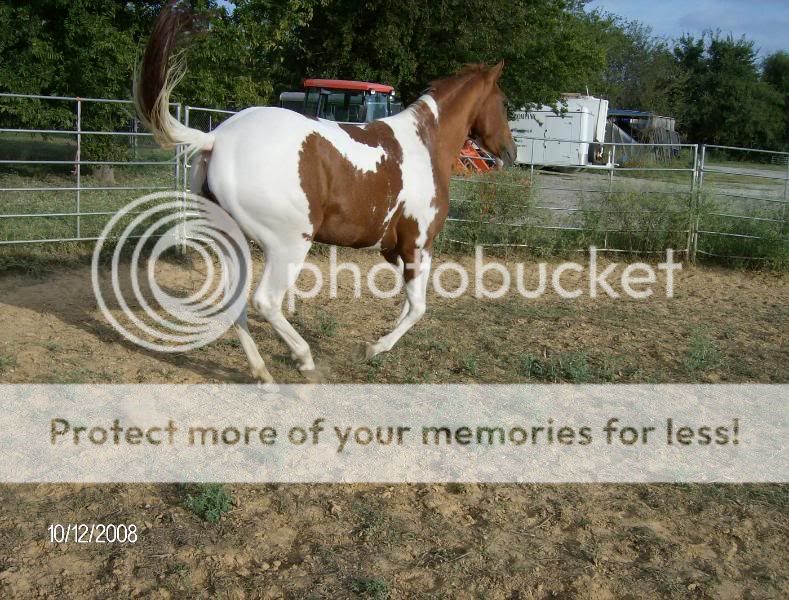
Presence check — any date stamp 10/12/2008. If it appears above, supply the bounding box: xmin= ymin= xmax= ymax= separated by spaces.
xmin=47 ymin=523 xmax=138 ymax=544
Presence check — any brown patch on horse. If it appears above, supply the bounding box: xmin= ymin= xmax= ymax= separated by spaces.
xmin=338 ymin=123 xmax=378 ymax=147
xmin=299 ymin=122 xmax=404 ymax=249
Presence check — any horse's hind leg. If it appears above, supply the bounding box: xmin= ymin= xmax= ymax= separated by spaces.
xmin=218 ymin=239 xmax=273 ymax=383
xmin=234 ymin=306 xmax=274 ymax=383
xmin=253 ymin=239 xmax=317 ymax=377
xmin=365 ymin=247 xmax=431 ymax=359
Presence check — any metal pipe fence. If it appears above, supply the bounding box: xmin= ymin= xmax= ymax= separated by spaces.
xmin=447 ymin=138 xmax=700 ymax=256
xmin=1 ymin=94 xmax=786 ymax=263
xmin=0 ymin=92 xmax=180 ymax=245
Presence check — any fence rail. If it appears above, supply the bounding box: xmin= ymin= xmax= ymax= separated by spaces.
xmin=1 ymin=94 xmax=786 ymax=264
xmin=0 ymin=92 xmax=180 ymax=244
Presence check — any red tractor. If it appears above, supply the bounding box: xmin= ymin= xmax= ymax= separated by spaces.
xmin=279 ymin=79 xmax=403 ymax=123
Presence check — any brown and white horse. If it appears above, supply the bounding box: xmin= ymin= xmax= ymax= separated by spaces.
xmin=135 ymin=2 xmax=516 ymax=383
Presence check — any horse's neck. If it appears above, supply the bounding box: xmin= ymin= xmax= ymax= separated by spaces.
xmin=420 ymin=79 xmax=485 ymax=176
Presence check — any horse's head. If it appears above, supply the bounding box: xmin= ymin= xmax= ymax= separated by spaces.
xmin=469 ymin=62 xmax=517 ymax=168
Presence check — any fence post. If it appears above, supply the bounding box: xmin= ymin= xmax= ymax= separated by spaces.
xmin=179 ymin=105 xmax=189 ymax=254
xmin=75 ymin=98 xmax=81 ymax=239
xmin=604 ymin=144 xmax=616 ymax=250
xmin=529 ymin=138 xmax=535 ymax=183
xmin=174 ymin=103 xmax=181 ymax=195
xmin=690 ymin=145 xmax=706 ymax=263
xmin=686 ymin=144 xmax=698 ymax=260
xmin=783 ymin=154 xmax=788 ymax=236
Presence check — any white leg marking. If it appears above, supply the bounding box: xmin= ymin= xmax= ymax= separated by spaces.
xmin=367 ymin=251 xmax=431 ymax=359
xmin=219 ymin=244 xmax=273 ymax=383
xmin=234 ymin=310 xmax=273 ymax=384
xmin=395 ymin=298 xmax=411 ymax=327
xmin=253 ymin=240 xmax=316 ymax=373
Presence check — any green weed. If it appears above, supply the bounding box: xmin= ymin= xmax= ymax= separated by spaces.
xmin=183 ymin=484 xmax=233 ymax=523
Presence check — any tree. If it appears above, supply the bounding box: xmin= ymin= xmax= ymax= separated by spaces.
xmin=266 ymin=0 xmax=607 ymax=109
xmin=762 ymin=51 xmax=789 ymax=149
xmin=589 ymin=12 xmax=687 ymax=116
xmin=673 ymin=33 xmax=784 ymax=149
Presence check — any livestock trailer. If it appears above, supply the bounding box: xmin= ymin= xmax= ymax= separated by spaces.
xmin=509 ymin=94 xmax=609 ymax=167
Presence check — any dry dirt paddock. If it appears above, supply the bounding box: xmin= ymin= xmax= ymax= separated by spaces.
xmin=0 ymin=249 xmax=787 ymax=599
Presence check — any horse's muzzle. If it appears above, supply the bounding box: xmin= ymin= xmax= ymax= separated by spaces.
xmin=500 ymin=144 xmax=517 ymax=168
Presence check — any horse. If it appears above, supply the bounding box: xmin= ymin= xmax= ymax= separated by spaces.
xmin=135 ymin=1 xmax=516 ymax=383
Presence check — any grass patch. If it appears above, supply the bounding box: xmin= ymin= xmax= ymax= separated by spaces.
xmin=2 ymin=146 xmax=784 ymax=274
xmin=315 ymin=309 xmax=339 ymax=338
xmin=694 ymin=194 xmax=788 ymax=269
xmin=519 ymin=351 xmax=590 ymax=383
xmin=438 ymin=167 xmax=786 ymax=270
xmin=686 ymin=330 xmax=723 ymax=374
xmin=183 ymin=484 xmax=233 ymax=523
xmin=348 ymin=576 xmax=390 ymax=599
xmin=351 ymin=501 xmax=397 ymax=546
xmin=517 ymin=351 xmax=617 ymax=383
xmin=460 ymin=355 xmax=478 ymax=377
xmin=0 ymin=355 xmax=18 ymax=373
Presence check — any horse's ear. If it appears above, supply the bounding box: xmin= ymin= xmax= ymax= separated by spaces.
xmin=488 ymin=61 xmax=505 ymax=81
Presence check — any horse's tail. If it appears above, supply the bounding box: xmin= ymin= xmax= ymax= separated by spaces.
xmin=134 ymin=1 xmax=213 ymax=156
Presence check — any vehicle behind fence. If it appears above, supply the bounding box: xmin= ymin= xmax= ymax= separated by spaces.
xmin=1 ymin=94 xmax=786 ymax=267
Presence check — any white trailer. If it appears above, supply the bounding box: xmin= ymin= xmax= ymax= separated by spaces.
xmin=509 ymin=95 xmax=609 ymax=167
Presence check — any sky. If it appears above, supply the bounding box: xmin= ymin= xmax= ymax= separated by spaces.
xmin=588 ymin=0 xmax=789 ymax=57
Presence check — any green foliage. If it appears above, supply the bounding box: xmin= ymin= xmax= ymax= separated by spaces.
xmin=762 ymin=51 xmax=789 ymax=148
xmin=1 ymin=0 xmax=786 ymax=150
xmin=674 ymin=33 xmax=785 ymax=149
xmin=0 ymin=355 xmax=18 ymax=373
xmin=695 ymin=195 xmax=789 ymax=269
xmin=685 ymin=330 xmax=723 ymax=374
xmin=348 ymin=575 xmax=390 ymax=600
xmin=238 ymin=0 xmax=608 ymax=108
xmin=518 ymin=351 xmax=600 ymax=383
xmin=580 ymin=190 xmax=691 ymax=255
xmin=589 ymin=12 xmax=687 ymax=117
xmin=183 ymin=483 xmax=233 ymax=522
xmin=315 ymin=309 xmax=338 ymax=338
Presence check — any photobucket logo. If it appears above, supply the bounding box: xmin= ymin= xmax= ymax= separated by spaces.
xmin=287 ymin=246 xmax=682 ymax=309
xmin=91 ymin=192 xmax=251 ymax=352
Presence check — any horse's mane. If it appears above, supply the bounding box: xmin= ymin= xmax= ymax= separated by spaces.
xmin=426 ymin=64 xmax=489 ymax=95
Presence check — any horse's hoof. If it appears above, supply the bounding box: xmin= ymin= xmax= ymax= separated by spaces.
xmin=257 ymin=382 xmax=280 ymax=394
xmin=353 ymin=342 xmax=370 ymax=362
xmin=354 ymin=342 xmax=380 ymax=361
xmin=251 ymin=364 xmax=275 ymax=385
xmin=300 ymin=366 xmax=328 ymax=383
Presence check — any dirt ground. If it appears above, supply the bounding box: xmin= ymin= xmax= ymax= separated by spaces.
xmin=0 ymin=249 xmax=787 ymax=599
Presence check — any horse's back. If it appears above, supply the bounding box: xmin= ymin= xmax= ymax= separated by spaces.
xmin=204 ymin=104 xmax=441 ymax=251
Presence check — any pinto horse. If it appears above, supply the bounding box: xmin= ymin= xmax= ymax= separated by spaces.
xmin=135 ymin=2 xmax=516 ymax=383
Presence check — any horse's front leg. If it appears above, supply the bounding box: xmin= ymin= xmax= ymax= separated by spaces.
xmin=382 ymin=251 xmax=410 ymax=327
xmin=365 ymin=247 xmax=431 ymax=359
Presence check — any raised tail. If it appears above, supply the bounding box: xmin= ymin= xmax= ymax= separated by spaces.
xmin=133 ymin=0 xmax=214 ymax=156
